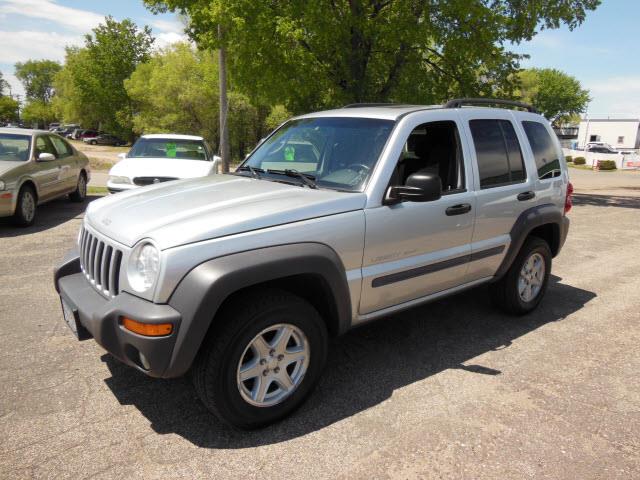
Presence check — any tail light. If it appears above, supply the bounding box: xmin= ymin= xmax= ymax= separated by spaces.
xmin=564 ymin=181 xmax=574 ymax=214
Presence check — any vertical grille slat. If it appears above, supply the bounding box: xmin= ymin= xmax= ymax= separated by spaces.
xmin=94 ymin=241 xmax=104 ymax=288
xmin=88 ymin=237 xmax=97 ymax=279
xmin=101 ymin=246 xmax=112 ymax=292
xmin=78 ymin=225 xmax=123 ymax=298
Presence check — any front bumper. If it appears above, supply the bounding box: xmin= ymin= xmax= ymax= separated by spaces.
xmin=0 ymin=191 xmax=16 ymax=217
xmin=54 ymin=250 xmax=182 ymax=377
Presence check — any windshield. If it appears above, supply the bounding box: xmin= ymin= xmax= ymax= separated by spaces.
xmin=0 ymin=134 xmax=31 ymax=161
xmin=128 ymin=138 xmax=209 ymax=161
xmin=242 ymin=117 xmax=394 ymax=191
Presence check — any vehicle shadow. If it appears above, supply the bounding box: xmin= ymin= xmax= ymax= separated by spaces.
xmin=0 ymin=196 xmax=100 ymax=237
xmin=573 ymin=192 xmax=640 ymax=209
xmin=102 ymin=275 xmax=596 ymax=448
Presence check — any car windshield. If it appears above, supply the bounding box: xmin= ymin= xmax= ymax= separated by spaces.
xmin=128 ymin=138 xmax=208 ymax=161
xmin=0 ymin=134 xmax=31 ymax=161
xmin=241 ymin=117 xmax=395 ymax=191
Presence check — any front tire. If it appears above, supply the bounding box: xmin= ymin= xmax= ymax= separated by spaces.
xmin=490 ymin=236 xmax=552 ymax=315
xmin=192 ymin=289 xmax=328 ymax=429
xmin=69 ymin=172 xmax=87 ymax=202
xmin=90 ymin=140 xmax=97 ymax=145
xmin=12 ymin=185 xmax=37 ymax=227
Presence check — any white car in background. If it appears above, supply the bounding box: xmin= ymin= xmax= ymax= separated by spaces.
xmin=107 ymin=134 xmax=220 ymax=193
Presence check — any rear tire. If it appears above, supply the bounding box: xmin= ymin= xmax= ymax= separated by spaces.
xmin=69 ymin=172 xmax=87 ymax=202
xmin=12 ymin=185 xmax=37 ymax=227
xmin=490 ymin=236 xmax=551 ymax=315
xmin=90 ymin=140 xmax=97 ymax=145
xmin=192 ymin=289 xmax=328 ymax=429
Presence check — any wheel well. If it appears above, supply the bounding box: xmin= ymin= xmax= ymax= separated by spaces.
xmin=19 ymin=180 xmax=38 ymax=200
xmin=217 ymin=274 xmax=341 ymax=337
xmin=528 ymin=223 xmax=560 ymax=256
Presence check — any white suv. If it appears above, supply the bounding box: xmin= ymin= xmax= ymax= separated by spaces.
xmin=107 ymin=134 xmax=220 ymax=193
xmin=55 ymin=99 xmax=572 ymax=428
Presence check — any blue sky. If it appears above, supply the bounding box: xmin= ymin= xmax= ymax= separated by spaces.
xmin=1 ymin=0 xmax=638 ymax=116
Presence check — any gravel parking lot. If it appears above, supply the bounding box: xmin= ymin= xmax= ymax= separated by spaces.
xmin=1 ymin=169 xmax=639 ymax=479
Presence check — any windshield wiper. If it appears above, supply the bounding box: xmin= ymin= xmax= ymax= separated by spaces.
xmin=267 ymin=169 xmax=317 ymax=189
xmin=236 ymin=165 xmax=264 ymax=179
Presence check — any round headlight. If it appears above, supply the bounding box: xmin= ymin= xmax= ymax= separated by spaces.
xmin=127 ymin=242 xmax=160 ymax=293
xmin=109 ymin=175 xmax=132 ymax=184
xmin=0 ymin=180 xmax=5 ymax=190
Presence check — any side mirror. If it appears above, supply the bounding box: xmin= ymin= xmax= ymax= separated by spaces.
xmin=117 ymin=152 xmax=127 ymax=160
xmin=37 ymin=152 xmax=56 ymax=162
xmin=385 ymin=172 xmax=442 ymax=204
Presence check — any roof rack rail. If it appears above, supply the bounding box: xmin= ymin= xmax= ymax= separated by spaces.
xmin=342 ymin=103 xmax=400 ymax=108
xmin=444 ymin=98 xmax=538 ymax=113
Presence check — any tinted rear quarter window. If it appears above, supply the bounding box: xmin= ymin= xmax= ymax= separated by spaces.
xmin=522 ymin=121 xmax=561 ymax=179
xmin=469 ymin=119 xmax=526 ymax=188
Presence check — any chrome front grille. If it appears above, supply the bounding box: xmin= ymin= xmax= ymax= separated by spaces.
xmin=79 ymin=226 xmax=123 ymax=297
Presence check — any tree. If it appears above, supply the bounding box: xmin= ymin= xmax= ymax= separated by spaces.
xmin=0 ymin=96 xmax=19 ymax=122
xmin=21 ymin=100 xmax=56 ymax=127
xmin=53 ymin=17 xmax=154 ymax=138
xmin=126 ymin=43 xmax=263 ymax=162
xmin=0 ymin=72 xmax=10 ymax=97
xmin=265 ymin=105 xmax=291 ymax=131
xmin=517 ymin=68 xmax=590 ymax=126
xmin=125 ymin=43 xmax=220 ymax=142
xmin=145 ymin=0 xmax=600 ymax=112
xmin=14 ymin=60 xmax=61 ymax=103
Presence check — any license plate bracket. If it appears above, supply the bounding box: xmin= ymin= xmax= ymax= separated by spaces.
xmin=60 ymin=296 xmax=92 ymax=340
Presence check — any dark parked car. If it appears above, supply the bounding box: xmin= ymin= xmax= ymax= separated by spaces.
xmin=79 ymin=130 xmax=100 ymax=140
xmin=83 ymin=134 xmax=126 ymax=146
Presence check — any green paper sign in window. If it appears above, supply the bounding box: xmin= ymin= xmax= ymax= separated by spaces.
xmin=166 ymin=142 xmax=177 ymax=158
xmin=284 ymin=145 xmax=295 ymax=161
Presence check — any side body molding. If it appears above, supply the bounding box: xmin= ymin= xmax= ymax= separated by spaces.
xmin=165 ymin=242 xmax=352 ymax=377
xmin=493 ymin=203 xmax=568 ymax=280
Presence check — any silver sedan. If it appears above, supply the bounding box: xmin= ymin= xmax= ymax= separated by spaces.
xmin=0 ymin=128 xmax=90 ymax=226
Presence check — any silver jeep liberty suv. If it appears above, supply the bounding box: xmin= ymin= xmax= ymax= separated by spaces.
xmin=55 ymin=98 xmax=572 ymax=428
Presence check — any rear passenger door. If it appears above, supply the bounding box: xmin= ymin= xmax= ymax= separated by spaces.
xmin=49 ymin=135 xmax=78 ymax=191
xmin=458 ymin=111 xmax=535 ymax=281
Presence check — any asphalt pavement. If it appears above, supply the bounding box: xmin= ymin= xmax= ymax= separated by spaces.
xmin=0 ymin=168 xmax=639 ymax=479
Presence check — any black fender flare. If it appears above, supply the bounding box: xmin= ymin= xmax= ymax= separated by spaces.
xmin=164 ymin=242 xmax=352 ymax=377
xmin=493 ymin=203 xmax=567 ymax=280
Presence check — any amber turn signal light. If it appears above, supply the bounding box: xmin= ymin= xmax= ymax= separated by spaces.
xmin=122 ymin=317 xmax=173 ymax=336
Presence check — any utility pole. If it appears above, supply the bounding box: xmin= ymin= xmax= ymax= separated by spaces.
xmin=218 ymin=24 xmax=230 ymax=174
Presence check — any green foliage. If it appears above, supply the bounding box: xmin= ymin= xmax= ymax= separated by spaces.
xmin=597 ymin=160 xmax=616 ymax=170
xmin=573 ymin=157 xmax=586 ymax=165
xmin=565 ymin=155 xmax=573 ymax=163
xmin=0 ymin=72 xmax=10 ymax=97
xmin=0 ymin=96 xmax=19 ymax=122
xmin=53 ymin=16 xmax=154 ymax=139
xmin=265 ymin=105 xmax=291 ymax=131
xmin=126 ymin=43 xmax=219 ymax=142
xmin=517 ymin=68 xmax=590 ymax=126
xmin=125 ymin=43 xmax=265 ymax=161
xmin=21 ymin=100 xmax=57 ymax=128
xmin=14 ymin=60 xmax=61 ymax=103
xmin=145 ymin=0 xmax=600 ymax=112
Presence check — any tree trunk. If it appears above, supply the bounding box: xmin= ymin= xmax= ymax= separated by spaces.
xmin=218 ymin=25 xmax=231 ymax=174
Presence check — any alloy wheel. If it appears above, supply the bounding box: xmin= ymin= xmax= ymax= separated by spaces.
xmin=236 ymin=323 xmax=310 ymax=407
xmin=518 ymin=252 xmax=545 ymax=302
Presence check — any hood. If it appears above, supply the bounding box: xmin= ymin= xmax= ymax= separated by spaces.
xmin=86 ymin=174 xmax=366 ymax=249
xmin=109 ymin=157 xmax=215 ymax=179
xmin=0 ymin=161 xmax=25 ymax=177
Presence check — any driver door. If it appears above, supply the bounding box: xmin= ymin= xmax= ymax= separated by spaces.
xmin=359 ymin=112 xmax=477 ymax=315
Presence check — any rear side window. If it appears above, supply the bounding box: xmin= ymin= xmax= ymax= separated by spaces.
xmin=469 ymin=119 xmax=526 ymax=188
xmin=522 ymin=121 xmax=561 ymax=179
xmin=50 ymin=136 xmax=73 ymax=158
